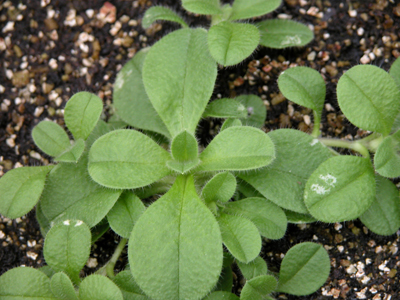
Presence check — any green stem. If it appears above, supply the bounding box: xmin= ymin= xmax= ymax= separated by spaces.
xmin=318 ymin=137 xmax=370 ymax=158
xmin=311 ymin=110 xmax=321 ymax=137
xmin=104 ymin=238 xmax=128 ymax=279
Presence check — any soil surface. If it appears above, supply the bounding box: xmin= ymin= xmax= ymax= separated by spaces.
xmin=1 ymin=0 xmax=400 ymax=299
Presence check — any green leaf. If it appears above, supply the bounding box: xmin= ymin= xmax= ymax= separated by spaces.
xmin=202 ymin=172 xmax=237 ymax=204
xmin=79 ymin=275 xmax=123 ymax=300
xmin=217 ymin=213 xmax=261 ymax=263
xmin=390 ymin=56 xmax=400 ymax=88
xmin=204 ymin=98 xmax=247 ymax=119
xmin=213 ymin=265 xmax=233 ymax=293
xmin=237 ymin=256 xmax=268 ymax=280
xmin=258 ymin=19 xmax=314 ymax=49
xmin=229 ymin=0 xmax=281 ymax=21
xmin=304 ymin=155 xmax=376 ymax=222
xmin=64 ymin=92 xmax=103 ymax=140
xmin=197 ymin=126 xmax=275 ymax=172
xmin=142 ymin=6 xmax=188 ymax=28
xmin=205 ymin=291 xmax=239 ymax=300
xmin=143 ymin=28 xmax=217 ymax=138
xmin=32 ymin=120 xmax=71 ymax=157
xmin=239 ymin=129 xmax=332 ymax=214
xmin=113 ymin=271 xmax=150 ymax=300
xmin=39 ymin=265 xmax=57 ymax=278
xmin=0 ymin=165 xmax=53 ymax=219
xmin=374 ymin=130 xmax=400 ymax=177
xmin=171 ymin=130 xmax=198 ymax=161
xmin=40 ymin=154 xmax=121 ymax=227
xmin=360 ymin=175 xmax=400 ymax=236
xmin=284 ymin=210 xmax=316 ymax=224
xmin=88 ymin=129 xmax=172 ymax=189
xmin=221 ymin=118 xmax=242 ymax=131
xmin=113 ymin=48 xmax=170 ymax=138
xmin=37 ymin=202 xmax=51 ymax=236
xmin=208 ymin=21 xmax=259 ymax=66
xmin=166 ymin=159 xmax=201 ymax=174
xmin=277 ymin=242 xmax=330 ymax=296
xmin=107 ymin=192 xmax=146 ymax=238
xmin=50 ymin=272 xmax=79 ymax=300
xmin=44 ymin=219 xmax=91 ymax=284
xmin=129 ymin=175 xmax=223 ymax=300
xmin=236 ymin=95 xmax=266 ymax=128
xmin=240 ymin=275 xmax=277 ymax=300
xmin=0 ymin=267 xmax=56 ymax=299
xmin=91 ymin=218 xmax=110 ymax=243
xmin=278 ymin=66 xmax=325 ymax=114
xmin=223 ymin=197 xmax=287 ymax=240
xmin=182 ymin=0 xmax=222 ymax=15
xmin=337 ymin=65 xmax=400 ymax=136
xmin=54 ymin=138 xmax=85 ymax=163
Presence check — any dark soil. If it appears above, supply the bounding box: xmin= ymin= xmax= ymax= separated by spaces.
xmin=1 ymin=0 xmax=400 ymax=299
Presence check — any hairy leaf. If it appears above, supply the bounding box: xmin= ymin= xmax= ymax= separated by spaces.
xmin=166 ymin=159 xmax=200 ymax=174
xmin=360 ymin=175 xmax=400 ymax=235
xmin=229 ymin=0 xmax=281 ymax=20
xmin=237 ymin=256 xmax=268 ymax=280
xmin=223 ymin=197 xmax=287 ymax=239
xmin=64 ymin=92 xmax=103 ymax=140
xmin=208 ymin=21 xmax=259 ymax=66
xmin=113 ymin=48 xmax=170 ymax=138
xmin=217 ymin=213 xmax=261 ymax=263
xmin=284 ymin=210 xmax=316 ymax=224
xmin=197 ymin=126 xmax=275 ymax=172
xmin=113 ymin=271 xmax=150 ymax=300
xmin=277 ymin=242 xmax=330 ymax=296
xmin=129 ymin=175 xmax=222 ymax=300
xmin=205 ymin=291 xmax=239 ymax=300
xmin=182 ymin=0 xmax=221 ymax=15
xmin=0 ymin=165 xmax=53 ymax=219
xmin=258 ymin=19 xmax=314 ymax=49
xmin=221 ymin=118 xmax=242 ymax=131
xmin=88 ymin=129 xmax=172 ymax=189
xmin=54 ymin=138 xmax=85 ymax=163
xmin=337 ymin=65 xmax=400 ymax=135
xmin=32 ymin=120 xmax=71 ymax=157
xmin=202 ymin=171 xmax=237 ymax=204
xmin=107 ymin=192 xmax=145 ymax=238
xmin=143 ymin=28 xmax=217 ymax=138
xmin=240 ymin=275 xmax=277 ymax=300
xmin=203 ymin=98 xmax=247 ymax=119
xmin=304 ymin=156 xmax=375 ymax=222
xmin=50 ymin=272 xmax=79 ymax=300
xmin=171 ymin=130 xmax=198 ymax=162
xmin=374 ymin=130 xmax=400 ymax=178
xmin=79 ymin=275 xmax=123 ymax=300
xmin=236 ymin=95 xmax=266 ymax=128
xmin=142 ymin=6 xmax=188 ymax=28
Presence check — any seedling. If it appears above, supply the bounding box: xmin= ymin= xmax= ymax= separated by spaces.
xmin=0 ymin=25 xmax=330 ymax=299
xmin=142 ymin=0 xmax=314 ymax=66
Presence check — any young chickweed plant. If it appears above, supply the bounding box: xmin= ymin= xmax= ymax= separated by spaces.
xmin=0 ymin=21 xmax=331 ymax=300
xmin=142 ymin=0 xmax=314 ymax=67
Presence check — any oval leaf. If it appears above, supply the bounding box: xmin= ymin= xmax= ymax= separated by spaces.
xmin=203 ymin=98 xmax=248 ymax=119
xmin=0 ymin=165 xmax=53 ymax=219
xmin=229 ymin=0 xmax=281 ymax=21
xmin=208 ymin=21 xmax=259 ymax=66
xmin=143 ymin=28 xmax=217 ymax=138
xmin=237 ymin=256 xmax=268 ymax=280
xmin=32 ymin=120 xmax=71 ymax=157
xmin=197 ymin=126 xmax=275 ymax=172
xmin=278 ymin=66 xmax=325 ymax=114
xmin=113 ymin=48 xmax=170 ymax=138
xmin=337 ymin=65 xmax=400 ymax=135
xmin=44 ymin=220 xmax=91 ymax=284
xmin=202 ymin=171 xmax=237 ymax=204
xmin=79 ymin=275 xmax=123 ymax=300
xmin=54 ymin=138 xmax=85 ymax=163
xmin=374 ymin=130 xmax=400 ymax=178
xmin=50 ymin=272 xmax=79 ymax=300
xmin=142 ymin=6 xmax=188 ymax=28
xmin=360 ymin=175 xmax=400 ymax=236
xmin=239 ymin=129 xmax=332 ymax=214
xmin=221 ymin=118 xmax=242 ymax=131
xmin=113 ymin=271 xmax=150 ymax=300
xmin=277 ymin=242 xmax=330 ymax=296
xmin=129 ymin=175 xmax=223 ymax=300
xmin=107 ymin=192 xmax=146 ymax=238
xmin=258 ymin=19 xmax=314 ymax=49
xmin=40 ymin=154 xmax=121 ymax=227
xmin=0 ymin=267 xmax=56 ymax=299
xmin=304 ymin=155 xmax=375 ymax=222
xmin=64 ymin=92 xmax=103 ymax=140
xmin=182 ymin=0 xmax=222 ymax=15
xmin=171 ymin=130 xmax=198 ymax=162
xmin=217 ymin=213 xmax=261 ymax=263
xmin=88 ymin=129 xmax=172 ymax=189
xmin=241 ymin=275 xmax=277 ymax=300
xmin=236 ymin=95 xmax=266 ymax=128
xmin=223 ymin=197 xmax=287 ymax=240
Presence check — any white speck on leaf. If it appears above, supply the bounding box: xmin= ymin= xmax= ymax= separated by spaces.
xmin=63 ymin=220 xmax=70 ymax=226
xmin=311 ymin=184 xmax=330 ymax=195
xmin=75 ymin=220 xmax=83 ymax=227
xmin=281 ymin=35 xmax=301 ymax=46
xmin=320 ymin=174 xmax=336 ymax=186
xmin=310 ymin=139 xmax=319 ymax=146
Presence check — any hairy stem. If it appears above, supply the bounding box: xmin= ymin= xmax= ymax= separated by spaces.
xmin=311 ymin=110 xmax=321 ymax=137
xmin=318 ymin=137 xmax=370 ymax=158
